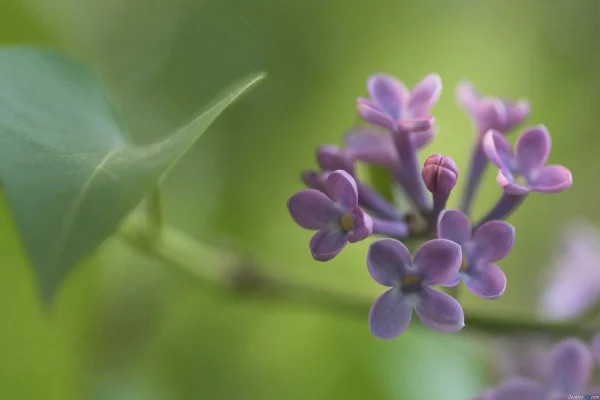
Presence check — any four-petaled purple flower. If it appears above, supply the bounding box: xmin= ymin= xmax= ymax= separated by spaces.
xmin=357 ymin=73 xmax=440 ymax=137
xmin=456 ymin=80 xmax=530 ymax=135
xmin=367 ymin=238 xmax=465 ymax=339
xmin=288 ymin=170 xmax=373 ymax=261
xmin=437 ymin=209 xmax=514 ymax=299
xmin=487 ymin=338 xmax=595 ymax=400
xmin=483 ymin=125 xmax=572 ymax=195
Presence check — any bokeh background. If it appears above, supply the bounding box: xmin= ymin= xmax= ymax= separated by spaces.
xmin=0 ymin=0 xmax=598 ymax=399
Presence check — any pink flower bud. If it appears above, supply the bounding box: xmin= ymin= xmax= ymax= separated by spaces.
xmin=422 ymin=154 xmax=458 ymax=195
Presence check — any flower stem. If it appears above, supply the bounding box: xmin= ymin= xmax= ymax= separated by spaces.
xmin=427 ymin=192 xmax=448 ymax=228
xmin=371 ymin=218 xmax=409 ymax=238
xmin=391 ymin=131 xmax=430 ymax=212
xmin=460 ymin=136 xmax=487 ymax=217
xmin=473 ymin=193 xmax=527 ymax=230
xmin=118 ymin=211 xmax=597 ymax=340
xmin=357 ymin=181 xmax=404 ymax=221
xmin=146 ymin=187 xmax=163 ymax=240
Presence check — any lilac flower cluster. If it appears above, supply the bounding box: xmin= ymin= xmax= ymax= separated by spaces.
xmin=287 ymin=73 xmax=572 ymax=340
xmin=480 ymin=221 xmax=600 ymax=400
xmin=476 ymin=336 xmax=600 ymax=399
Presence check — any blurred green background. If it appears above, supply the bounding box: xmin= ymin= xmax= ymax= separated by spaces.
xmin=0 ymin=0 xmax=598 ymax=398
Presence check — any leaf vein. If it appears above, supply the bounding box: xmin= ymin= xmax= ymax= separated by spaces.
xmin=51 ymin=146 xmax=126 ymax=268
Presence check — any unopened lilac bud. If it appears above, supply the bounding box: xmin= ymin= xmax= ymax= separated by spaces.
xmin=422 ymin=154 xmax=458 ymax=195
xmin=422 ymin=154 xmax=458 ymax=228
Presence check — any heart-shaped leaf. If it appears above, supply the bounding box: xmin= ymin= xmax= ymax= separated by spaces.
xmin=0 ymin=46 xmax=264 ymax=302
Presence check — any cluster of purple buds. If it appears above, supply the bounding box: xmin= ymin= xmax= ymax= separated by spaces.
xmin=287 ymin=73 xmax=572 ymax=339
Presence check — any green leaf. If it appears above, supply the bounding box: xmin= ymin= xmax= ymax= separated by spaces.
xmin=0 ymin=46 xmax=264 ymax=302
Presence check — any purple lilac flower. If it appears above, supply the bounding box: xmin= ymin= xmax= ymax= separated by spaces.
xmin=593 ymin=334 xmax=600 ymax=364
xmin=357 ymin=73 xmax=440 ymax=135
xmin=437 ymin=210 xmax=514 ymax=299
xmin=491 ymin=335 xmax=551 ymax=383
xmin=483 ymin=125 xmax=572 ymax=195
xmin=344 ymin=126 xmax=433 ymax=167
xmin=288 ymin=170 xmax=373 ymax=261
xmin=313 ymin=145 xmax=404 ymax=221
xmin=538 ymin=221 xmax=600 ymax=321
xmin=456 ymin=81 xmax=529 ymax=135
xmin=457 ymin=81 xmax=530 ymax=217
xmin=476 ymin=125 xmax=572 ymax=227
xmin=472 ymin=389 xmax=496 ymax=400
xmin=490 ymin=338 xmax=594 ymax=400
xmin=344 ymin=125 xmax=434 ymax=213
xmin=367 ymin=238 xmax=464 ymax=339
xmin=355 ymin=74 xmax=442 ymax=211
xmin=301 ymin=168 xmax=332 ymax=193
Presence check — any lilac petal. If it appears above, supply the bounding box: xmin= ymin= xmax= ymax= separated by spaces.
xmin=472 ymin=389 xmax=496 ymax=400
xmin=316 ymin=145 xmax=354 ymax=174
xmin=546 ymin=338 xmax=592 ymax=394
xmin=495 ymin=378 xmax=546 ymax=400
xmin=414 ymin=287 xmax=464 ymax=332
xmin=309 ymin=228 xmax=347 ymax=262
xmin=367 ymin=74 xmax=409 ymax=117
xmin=325 ymin=170 xmax=358 ymax=210
xmin=506 ymin=100 xmax=530 ymax=129
xmin=343 ymin=127 xmax=397 ymax=166
xmin=407 ymin=73 xmax=442 ymax=114
xmin=396 ymin=117 xmax=434 ymax=133
xmin=483 ymin=130 xmax=514 ymax=169
xmin=288 ymin=190 xmax=340 ymax=229
xmin=472 ymin=220 xmax=515 ymax=262
xmin=413 ymin=239 xmax=462 ymax=285
xmin=368 ymin=288 xmax=413 ymax=339
xmin=529 ymin=165 xmax=572 ymax=193
xmin=515 ymin=126 xmax=551 ymax=175
xmin=301 ymin=170 xmax=325 ymax=191
xmin=413 ymin=126 xmax=436 ymax=149
xmin=439 ymin=274 xmax=461 ymax=287
xmin=346 ymin=207 xmax=373 ymax=243
xmin=538 ymin=222 xmax=600 ymax=321
xmin=357 ymin=98 xmax=396 ymax=131
xmin=478 ymin=99 xmax=507 ymax=132
xmin=455 ymin=80 xmax=480 ymax=116
xmin=367 ymin=238 xmax=411 ymax=286
xmin=437 ymin=209 xmax=472 ymax=247
xmin=464 ymin=263 xmax=507 ymax=299
xmin=593 ymin=334 xmax=600 ymax=363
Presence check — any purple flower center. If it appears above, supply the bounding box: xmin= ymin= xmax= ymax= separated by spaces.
xmin=340 ymin=212 xmax=355 ymax=232
xmin=401 ymin=275 xmax=422 ymax=293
